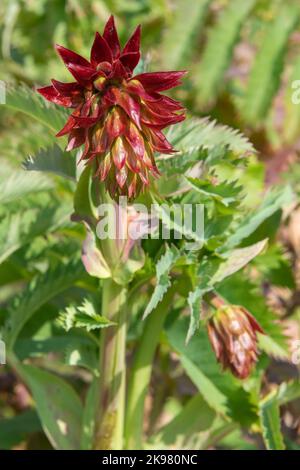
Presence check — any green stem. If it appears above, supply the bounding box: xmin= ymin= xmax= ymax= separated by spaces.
xmin=124 ymin=285 xmax=176 ymax=450
xmin=93 ymin=278 xmax=127 ymax=450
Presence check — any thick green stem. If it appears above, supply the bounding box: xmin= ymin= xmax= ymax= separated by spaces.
xmin=125 ymin=285 xmax=176 ymax=449
xmin=93 ymin=278 xmax=127 ymax=450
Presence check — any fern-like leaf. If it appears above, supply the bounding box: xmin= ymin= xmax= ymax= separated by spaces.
xmin=166 ymin=117 xmax=254 ymax=156
xmin=143 ymin=245 xmax=180 ymax=319
xmin=4 ymin=259 xmax=85 ymax=348
xmin=161 ymin=0 xmax=210 ymax=69
xmin=0 ymin=168 xmax=53 ymax=204
xmin=23 ymin=144 xmax=76 ymax=180
xmin=4 ymin=85 xmax=67 ymax=134
xmin=0 ymin=202 xmax=72 ymax=264
xmin=241 ymin=5 xmax=300 ymax=124
xmin=59 ymin=298 xmax=116 ymax=332
xmin=259 ymin=393 xmax=285 ymax=450
xmin=196 ymin=0 xmax=255 ymax=105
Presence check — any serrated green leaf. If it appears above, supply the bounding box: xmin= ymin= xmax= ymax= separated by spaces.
xmin=258 ymin=334 xmax=288 ymax=360
xmin=0 ymin=202 xmax=72 ymax=264
xmin=161 ymin=0 xmax=210 ymax=69
xmin=186 ymin=288 xmax=203 ymax=344
xmin=186 ymin=177 xmax=243 ymax=208
xmin=259 ymin=396 xmax=285 ymax=450
xmin=3 ymin=85 xmax=67 ymax=133
xmin=159 ymin=116 xmax=254 ymax=177
xmin=196 ymin=0 xmax=255 ymax=104
xmin=0 ymin=168 xmax=53 ymax=204
xmin=143 ymin=245 xmax=180 ymax=319
xmin=151 ymin=196 xmax=204 ymax=246
xmin=165 ymin=117 xmax=254 ymax=158
xmin=4 ymin=259 xmax=85 ymax=348
xmin=277 ymin=381 xmax=300 ymax=406
xmin=242 ymin=5 xmax=300 ymax=124
xmin=59 ymin=298 xmax=116 ymax=332
xmin=23 ymin=144 xmax=76 ymax=180
xmin=258 ymin=380 xmax=300 ymax=450
xmin=211 ymin=239 xmax=267 ymax=285
xmin=226 ymin=185 xmax=294 ymax=249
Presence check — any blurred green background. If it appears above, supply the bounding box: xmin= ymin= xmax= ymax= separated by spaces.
xmin=0 ymin=0 xmax=300 ymax=450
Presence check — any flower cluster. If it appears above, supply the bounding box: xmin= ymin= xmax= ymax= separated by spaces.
xmin=38 ymin=16 xmax=185 ymax=200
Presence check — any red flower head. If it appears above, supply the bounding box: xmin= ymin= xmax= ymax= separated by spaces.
xmin=38 ymin=16 xmax=186 ymax=201
xmin=207 ymin=303 xmax=264 ymax=379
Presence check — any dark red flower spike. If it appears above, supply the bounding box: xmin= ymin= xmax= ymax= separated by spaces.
xmin=37 ymin=16 xmax=186 ymax=201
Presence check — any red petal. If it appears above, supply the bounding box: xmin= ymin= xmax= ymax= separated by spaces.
xmin=103 ymin=15 xmax=121 ymax=59
xmin=90 ymin=32 xmax=112 ymax=66
xmin=133 ymin=71 xmax=187 ymax=92
xmin=126 ymin=145 xmax=139 ymax=173
xmin=51 ymin=79 xmax=83 ymax=107
xmin=120 ymin=52 xmax=140 ymax=72
xmin=116 ymin=165 xmax=128 ymax=188
xmin=112 ymin=88 xmax=141 ymax=129
xmin=37 ymin=85 xmax=72 ymax=107
xmin=110 ymin=59 xmax=128 ymax=80
xmin=123 ymin=25 xmax=141 ymax=55
xmin=141 ymin=111 xmax=185 ymax=129
xmin=127 ymin=80 xmax=161 ymax=102
xmin=91 ymin=124 xmax=112 ymax=154
xmin=127 ymin=174 xmax=139 ymax=199
xmin=37 ymin=85 xmax=57 ymax=101
xmin=51 ymin=79 xmax=82 ymax=95
xmin=208 ymin=324 xmax=223 ymax=360
xmin=67 ymin=63 xmax=98 ymax=85
xmin=138 ymin=166 xmax=149 ymax=185
xmin=66 ymin=128 xmax=86 ymax=151
xmin=243 ymin=310 xmax=265 ymax=335
xmin=56 ymin=116 xmax=76 ymax=137
xmin=126 ymin=122 xmax=145 ymax=159
xmin=98 ymin=153 xmax=112 ymax=180
xmin=55 ymin=44 xmax=91 ymax=68
xmin=147 ymin=95 xmax=184 ymax=113
xmin=79 ymin=137 xmax=91 ymax=161
xmin=73 ymin=115 xmax=99 ymax=128
xmin=105 ymin=108 xmax=126 ymax=140
xmin=146 ymin=128 xmax=174 ymax=154
xmin=112 ymin=137 xmax=127 ymax=170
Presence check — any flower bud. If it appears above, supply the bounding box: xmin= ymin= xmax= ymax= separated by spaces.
xmin=207 ymin=303 xmax=264 ymax=379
